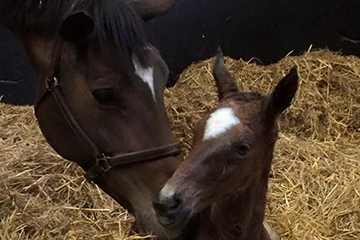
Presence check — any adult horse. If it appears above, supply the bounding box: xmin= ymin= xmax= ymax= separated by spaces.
xmin=0 ymin=0 xmax=183 ymax=238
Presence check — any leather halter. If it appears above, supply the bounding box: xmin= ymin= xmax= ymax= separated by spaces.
xmin=34 ymin=39 xmax=182 ymax=182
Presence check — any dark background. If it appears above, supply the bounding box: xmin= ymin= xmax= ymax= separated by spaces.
xmin=1 ymin=0 xmax=360 ymax=105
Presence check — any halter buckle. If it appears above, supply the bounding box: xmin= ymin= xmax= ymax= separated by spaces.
xmin=96 ymin=154 xmax=112 ymax=172
xmin=45 ymin=76 xmax=60 ymax=90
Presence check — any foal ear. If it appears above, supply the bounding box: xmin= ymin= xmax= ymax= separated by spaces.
xmin=213 ymin=48 xmax=239 ymax=101
xmin=266 ymin=67 xmax=298 ymax=118
xmin=59 ymin=12 xmax=95 ymax=43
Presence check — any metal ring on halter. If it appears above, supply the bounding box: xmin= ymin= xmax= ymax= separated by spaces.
xmin=45 ymin=76 xmax=60 ymax=90
xmin=96 ymin=154 xmax=112 ymax=172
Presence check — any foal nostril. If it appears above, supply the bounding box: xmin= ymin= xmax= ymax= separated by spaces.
xmin=153 ymin=192 xmax=182 ymax=216
xmin=166 ymin=194 xmax=181 ymax=210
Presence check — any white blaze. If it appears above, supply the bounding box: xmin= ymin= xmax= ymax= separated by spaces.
xmin=203 ymin=107 xmax=240 ymax=140
xmin=132 ymin=55 xmax=156 ymax=100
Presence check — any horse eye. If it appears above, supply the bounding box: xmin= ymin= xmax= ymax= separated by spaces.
xmin=92 ymin=89 xmax=115 ymax=105
xmin=236 ymin=144 xmax=250 ymax=157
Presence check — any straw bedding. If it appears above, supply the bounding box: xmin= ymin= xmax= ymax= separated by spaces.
xmin=0 ymin=49 xmax=359 ymax=239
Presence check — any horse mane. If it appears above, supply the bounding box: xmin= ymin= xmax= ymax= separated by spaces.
xmin=0 ymin=0 xmax=149 ymax=55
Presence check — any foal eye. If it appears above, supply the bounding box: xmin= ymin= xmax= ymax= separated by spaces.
xmin=235 ymin=144 xmax=250 ymax=157
xmin=92 ymin=89 xmax=116 ymax=105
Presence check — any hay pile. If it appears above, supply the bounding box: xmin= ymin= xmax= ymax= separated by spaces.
xmin=0 ymin=105 xmax=137 ymax=239
xmin=1 ymin=49 xmax=359 ymax=240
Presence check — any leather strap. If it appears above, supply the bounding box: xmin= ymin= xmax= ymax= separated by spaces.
xmin=34 ymin=38 xmax=182 ymax=182
xmin=84 ymin=142 xmax=182 ymax=181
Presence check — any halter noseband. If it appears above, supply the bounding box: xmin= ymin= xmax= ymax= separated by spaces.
xmin=34 ymin=39 xmax=182 ymax=182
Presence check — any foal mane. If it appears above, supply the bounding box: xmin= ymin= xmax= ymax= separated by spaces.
xmin=232 ymin=92 xmax=265 ymax=103
xmin=0 ymin=0 xmax=149 ymax=55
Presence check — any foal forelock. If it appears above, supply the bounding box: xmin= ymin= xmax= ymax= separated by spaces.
xmin=203 ymin=93 xmax=268 ymax=141
xmin=203 ymin=107 xmax=241 ymax=140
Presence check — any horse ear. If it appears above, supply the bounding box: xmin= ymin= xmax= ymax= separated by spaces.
xmin=126 ymin=0 xmax=180 ymax=21
xmin=59 ymin=12 xmax=95 ymax=43
xmin=266 ymin=67 xmax=298 ymax=118
xmin=213 ymin=47 xmax=239 ymax=101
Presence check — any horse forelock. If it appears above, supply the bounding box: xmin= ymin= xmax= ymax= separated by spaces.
xmin=89 ymin=0 xmax=149 ymax=57
xmin=0 ymin=0 xmax=149 ymax=57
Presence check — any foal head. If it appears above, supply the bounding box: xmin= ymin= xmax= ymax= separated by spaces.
xmin=153 ymin=50 xmax=298 ymax=237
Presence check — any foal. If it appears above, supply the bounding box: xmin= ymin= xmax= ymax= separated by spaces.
xmin=153 ymin=50 xmax=298 ymax=240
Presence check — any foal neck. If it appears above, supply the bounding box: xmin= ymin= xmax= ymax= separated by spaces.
xmin=210 ymin=177 xmax=270 ymax=240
